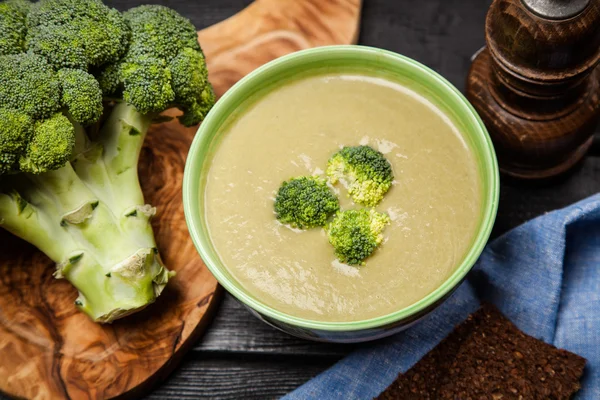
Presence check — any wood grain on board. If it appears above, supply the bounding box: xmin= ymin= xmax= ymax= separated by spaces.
xmin=0 ymin=0 xmax=362 ymax=398
xmin=198 ymin=0 xmax=363 ymax=97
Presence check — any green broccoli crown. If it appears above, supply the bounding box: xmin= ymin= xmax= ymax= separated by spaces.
xmin=124 ymin=5 xmax=200 ymax=61
xmin=0 ymin=53 xmax=61 ymax=120
xmin=58 ymin=68 xmax=103 ymax=125
xmin=119 ymin=55 xmax=175 ymax=114
xmin=327 ymin=208 xmax=390 ymax=266
xmin=0 ymin=0 xmax=30 ymax=55
xmin=26 ymin=0 xmax=129 ymax=70
xmin=19 ymin=113 xmax=75 ymax=173
xmin=274 ymin=176 xmax=340 ymax=229
xmin=169 ymin=47 xmax=215 ymax=126
xmin=97 ymin=4 xmax=215 ymax=125
xmin=326 ymin=145 xmax=394 ymax=207
xmin=0 ymin=108 xmax=32 ymax=173
xmin=0 ymin=53 xmax=103 ymax=175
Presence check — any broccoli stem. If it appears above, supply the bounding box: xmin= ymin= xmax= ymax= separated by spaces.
xmin=27 ymin=164 xmax=135 ymax=259
xmin=73 ymin=102 xmax=157 ymax=246
xmin=0 ymin=190 xmax=78 ymax=263
xmin=96 ymin=102 xmax=159 ymax=248
xmin=98 ymin=101 xmax=152 ymax=211
xmin=74 ymin=102 xmax=152 ymax=216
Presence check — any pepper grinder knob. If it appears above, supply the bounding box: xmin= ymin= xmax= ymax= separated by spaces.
xmin=466 ymin=0 xmax=600 ymax=179
xmin=523 ymin=0 xmax=590 ymax=19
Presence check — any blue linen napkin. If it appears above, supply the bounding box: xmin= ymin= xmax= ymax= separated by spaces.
xmin=284 ymin=193 xmax=600 ymax=399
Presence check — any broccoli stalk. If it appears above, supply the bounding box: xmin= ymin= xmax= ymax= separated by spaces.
xmin=0 ymin=114 xmax=171 ymax=322
xmin=0 ymin=0 xmax=214 ymax=323
xmin=75 ymin=101 xmax=153 ymax=216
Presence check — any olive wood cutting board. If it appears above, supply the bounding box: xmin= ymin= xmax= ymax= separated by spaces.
xmin=0 ymin=0 xmax=361 ymax=399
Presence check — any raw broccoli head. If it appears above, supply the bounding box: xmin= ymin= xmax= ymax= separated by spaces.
xmin=97 ymin=4 xmax=215 ymax=126
xmin=0 ymin=0 xmax=30 ymax=55
xmin=0 ymin=53 xmax=102 ymax=175
xmin=327 ymin=209 xmax=390 ymax=265
xmin=274 ymin=176 xmax=340 ymax=229
xmin=26 ymin=0 xmax=129 ymax=70
xmin=327 ymin=145 xmax=394 ymax=207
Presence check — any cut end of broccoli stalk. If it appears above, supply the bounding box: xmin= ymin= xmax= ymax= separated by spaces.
xmin=64 ymin=247 xmax=175 ymax=323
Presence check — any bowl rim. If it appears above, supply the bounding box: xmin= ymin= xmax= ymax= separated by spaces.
xmin=183 ymin=45 xmax=499 ymax=332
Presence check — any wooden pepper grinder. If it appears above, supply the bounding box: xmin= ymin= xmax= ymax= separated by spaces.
xmin=466 ymin=0 xmax=600 ymax=179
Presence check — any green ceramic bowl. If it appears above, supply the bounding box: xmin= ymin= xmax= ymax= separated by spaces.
xmin=183 ymin=45 xmax=499 ymax=343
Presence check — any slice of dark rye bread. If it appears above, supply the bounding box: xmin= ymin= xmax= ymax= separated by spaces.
xmin=376 ymin=304 xmax=586 ymax=400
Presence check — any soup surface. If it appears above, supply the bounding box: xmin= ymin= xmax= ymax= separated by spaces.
xmin=204 ymin=73 xmax=482 ymax=322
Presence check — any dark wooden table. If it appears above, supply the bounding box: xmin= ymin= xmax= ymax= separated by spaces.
xmin=135 ymin=1 xmax=600 ymax=398
xmin=5 ymin=1 xmax=600 ymax=399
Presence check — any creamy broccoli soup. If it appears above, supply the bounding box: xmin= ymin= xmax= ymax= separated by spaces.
xmin=203 ymin=73 xmax=482 ymax=322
